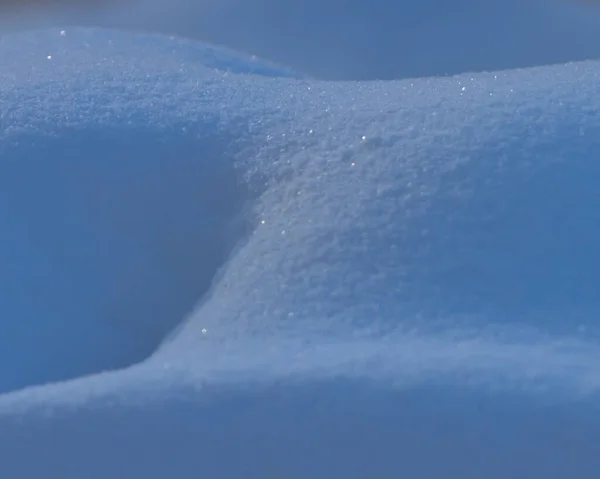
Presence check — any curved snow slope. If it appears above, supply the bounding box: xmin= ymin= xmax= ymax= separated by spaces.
xmin=2 ymin=27 xmax=600 ymax=477
xmin=7 ymin=0 xmax=600 ymax=80
xmin=0 ymin=28 xmax=292 ymax=393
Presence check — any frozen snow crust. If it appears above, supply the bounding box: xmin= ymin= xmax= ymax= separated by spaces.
xmin=2 ymin=27 xmax=600 ymax=478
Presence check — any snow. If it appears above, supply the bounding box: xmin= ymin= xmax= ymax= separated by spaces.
xmin=2 ymin=2 xmax=600 ymax=477
xmin=5 ymin=0 xmax=600 ymax=80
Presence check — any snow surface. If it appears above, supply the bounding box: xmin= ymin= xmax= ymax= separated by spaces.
xmin=5 ymin=0 xmax=600 ymax=80
xmin=2 ymin=11 xmax=600 ymax=479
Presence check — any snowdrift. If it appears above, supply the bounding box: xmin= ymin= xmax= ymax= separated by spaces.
xmin=1 ymin=27 xmax=600 ymax=478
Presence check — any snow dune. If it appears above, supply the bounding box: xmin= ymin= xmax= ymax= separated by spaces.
xmin=1 ymin=24 xmax=600 ymax=478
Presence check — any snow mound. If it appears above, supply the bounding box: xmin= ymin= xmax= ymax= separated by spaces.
xmin=2 ymin=27 xmax=600 ymax=478
xmin=0 ymin=27 xmax=271 ymax=393
xmin=159 ymin=60 xmax=600 ymax=391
